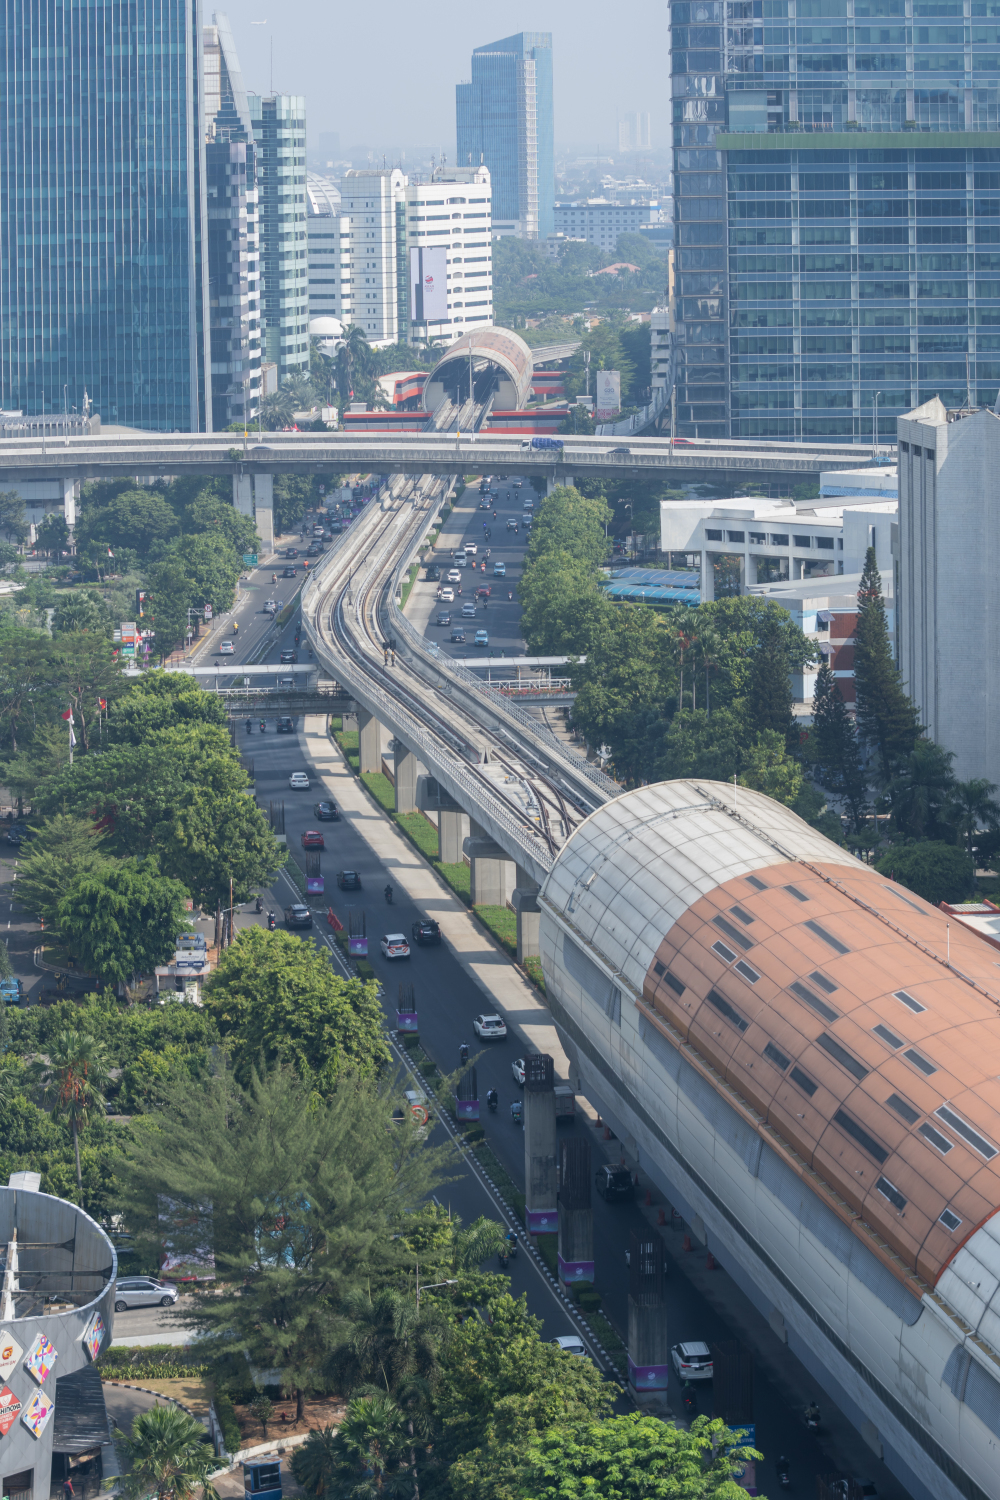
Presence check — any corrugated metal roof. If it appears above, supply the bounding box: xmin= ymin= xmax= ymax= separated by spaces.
xmin=604 ymin=582 xmax=700 ymax=606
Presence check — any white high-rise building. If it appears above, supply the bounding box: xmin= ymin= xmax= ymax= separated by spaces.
xmin=339 ymin=168 xmax=407 ymax=345
xmin=618 ymin=111 xmax=652 ymax=151
xmin=307 ymin=175 xmax=352 ymax=325
xmin=405 ymin=166 xmax=494 ymax=345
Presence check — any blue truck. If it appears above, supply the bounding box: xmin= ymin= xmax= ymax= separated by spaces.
xmin=530 ymin=436 xmax=563 ymax=451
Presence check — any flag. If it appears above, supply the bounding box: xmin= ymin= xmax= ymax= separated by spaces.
xmin=98 ymin=698 xmax=106 ymax=710
xmin=60 ymin=709 xmax=73 ymax=722
xmin=69 ymin=726 xmax=76 ymax=749
xmin=107 ymin=548 xmax=114 ymax=557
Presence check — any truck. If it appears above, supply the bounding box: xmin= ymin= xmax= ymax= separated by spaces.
xmin=554 ymin=1084 xmax=576 ymax=1122
xmin=530 ymin=436 xmax=564 ymax=451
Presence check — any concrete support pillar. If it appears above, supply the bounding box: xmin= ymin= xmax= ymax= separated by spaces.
xmin=62 ymin=477 xmax=77 ymax=528
xmin=558 ymin=1138 xmax=593 ymax=1289
xmin=439 ymin=808 xmax=468 ymax=863
xmin=524 ymin=1053 xmax=558 ymax=1235
xmin=254 ymin=473 xmax=274 ymax=552
xmin=233 ymin=474 xmax=253 ymax=516
xmin=357 ymin=707 xmax=381 ymax=774
xmin=393 ymin=741 xmax=419 ymax=813
xmin=512 ymin=863 xmax=541 ymax=960
xmin=627 ymin=1233 xmax=670 ymax=1410
xmin=463 ymin=826 xmax=515 ymax=906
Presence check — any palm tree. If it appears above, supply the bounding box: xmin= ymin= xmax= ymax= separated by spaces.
xmin=31 ymin=1029 xmax=109 ymax=1198
xmin=950 ymin=777 xmax=1000 ymax=892
xmin=120 ymin=1404 xmax=219 ymax=1500
xmin=292 ymin=1426 xmax=342 ymax=1498
xmin=887 ymin=738 xmax=956 ymax=840
xmin=331 ymin=1288 xmax=443 ymax=1395
xmin=450 ymin=1215 xmax=506 ymax=1271
xmin=334 ymin=1394 xmax=412 ymax=1499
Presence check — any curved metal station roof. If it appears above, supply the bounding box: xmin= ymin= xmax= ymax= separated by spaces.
xmin=541 ymin=780 xmax=1000 ymax=1333
xmin=428 ymin=327 xmax=534 ymax=410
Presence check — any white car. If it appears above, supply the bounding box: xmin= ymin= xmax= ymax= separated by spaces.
xmin=464 ymin=542 xmax=478 ymax=555
xmin=219 ymin=640 xmax=235 ymax=655
xmin=440 ymin=587 xmax=455 ymax=602
xmin=380 ymin=933 xmax=410 ymax=960
xmin=552 ymin=1335 xmax=587 ymax=1357
xmin=670 ymin=1342 xmax=714 ymax=1381
xmin=461 ymin=602 xmax=477 ymax=617
xmin=289 ymin=772 xmax=310 ymax=789
xmin=473 ymin=1013 xmax=507 ymax=1040
xmin=511 ymin=1056 xmax=526 ymax=1084
xmin=447 ymin=568 xmax=463 ymax=584
xmin=114 ymin=1277 xmax=179 ymax=1312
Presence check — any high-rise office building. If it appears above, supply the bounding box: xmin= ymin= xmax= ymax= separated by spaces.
xmin=456 ymin=32 xmax=553 ymax=240
xmin=0 ymin=0 xmax=211 ymax=429
xmin=249 ymin=93 xmax=310 ymax=380
xmin=618 ymin=112 xmax=652 ymax=152
xmin=204 ymin=14 xmax=261 ymax=429
xmin=307 ymin=175 xmax=353 ymax=325
xmin=671 ymin=3 xmax=1000 ymax=440
xmin=339 ymin=169 xmax=408 ymax=345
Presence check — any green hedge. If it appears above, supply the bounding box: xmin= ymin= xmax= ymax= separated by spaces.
xmin=213 ymin=1390 xmax=242 ymax=1454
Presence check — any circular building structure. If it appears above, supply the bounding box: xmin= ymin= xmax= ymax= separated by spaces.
xmin=539 ymin=780 xmax=1000 ymax=1500
xmin=423 ymin=327 xmax=534 ymax=414
xmin=0 ymin=1178 xmax=117 ymax=1500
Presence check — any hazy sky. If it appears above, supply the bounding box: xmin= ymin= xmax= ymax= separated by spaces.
xmin=222 ymin=0 xmax=670 ymax=157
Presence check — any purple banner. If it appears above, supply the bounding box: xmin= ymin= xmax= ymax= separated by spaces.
xmin=306 ymin=876 xmax=324 ymax=893
xmin=526 ymin=1208 xmax=558 ymax=1234
xmin=396 ymin=1011 xmax=419 ymax=1032
xmin=348 ymin=937 xmax=368 ymax=956
xmin=627 ymin=1358 xmax=670 ymax=1390
xmin=557 ymin=1254 xmax=595 ymax=1284
xmin=456 ymin=1099 xmax=479 ymax=1120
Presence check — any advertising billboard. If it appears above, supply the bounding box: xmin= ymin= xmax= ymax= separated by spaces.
xmin=410 ymin=246 xmax=448 ymax=324
xmin=595 ymin=370 xmax=621 ymax=420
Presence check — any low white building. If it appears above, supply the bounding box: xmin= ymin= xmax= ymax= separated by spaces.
xmin=746 ymin=571 xmax=894 ymax=709
xmin=552 ymin=197 xmax=660 ymax=251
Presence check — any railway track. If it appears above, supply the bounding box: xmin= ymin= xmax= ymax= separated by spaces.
xmin=301 ymin=406 xmax=620 ymax=880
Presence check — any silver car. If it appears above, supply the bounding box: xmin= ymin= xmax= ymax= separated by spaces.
xmin=113 ymin=1277 xmax=179 ymax=1311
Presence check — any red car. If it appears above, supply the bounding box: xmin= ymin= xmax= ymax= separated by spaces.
xmin=476 ymin=585 xmax=492 ymax=598
xmin=301 ymin=829 xmax=325 ymax=849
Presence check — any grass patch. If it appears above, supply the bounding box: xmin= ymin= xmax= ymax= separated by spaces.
xmin=400 ymin=563 xmax=419 ymax=607
xmin=286 ymin=861 xmax=307 ymax=896
xmin=437 ymin=859 xmax=471 ymax=904
xmin=536 ymin=1234 xmax=558 ymax=1278
xmin=522 ymin=956 xmax=546 ymax=994
xmin=361 ymin=771 xmax=394 ymax=811
xmin=474 ymin=904 xmax=517 ymax=958
xmin=395 ymin=812 xmax=440 ymax=860
xmin=589 ymin=1311 xmax=624 ymax=1351
xmin=474 ymin=1140 xmax=525 ymax=1223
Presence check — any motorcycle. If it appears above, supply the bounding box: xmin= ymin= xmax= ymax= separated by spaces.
xmin=775 ymin=1458 xmax=791 ymax=1490
xmin=384 ymin=884 xmax=394 ymax=905
xmin=508 ymin=591 xmax=513 ymax=601
xmin=510 ymin=1099 xmax=523 ymax=1126
xmin=487 ymin=1089 xmax=498 ymax=1113
xmin=497 ymin=1245 xmax=509 ymax=1269
xmin=682 ymin=1385 xmax=697 ymax=1416
xmin=259 ymin=719 xmax=266 ymax=732
xmin=255 ymin=896 xmax=263 ymax=914
xmin=804 ymin=1404 xmax=820 ymax=1433
xmin=267 ymin=911 xmax=276 ymax=930
xmin=505 ymin=1232 xmax=518 ymax=1260
xmin=245 ymin=719 xmax=252 ymax=734
xmin=459 ymin=1043 xmax=470 ymax=1065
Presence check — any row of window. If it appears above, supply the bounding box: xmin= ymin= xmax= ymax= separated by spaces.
xmin=732 ymin=333 xmax=992 ymax=347
xmin=728 ymin=254 xmax=1000 ymax=270
xmin=705 ymin=527 xmax=839 ymax=546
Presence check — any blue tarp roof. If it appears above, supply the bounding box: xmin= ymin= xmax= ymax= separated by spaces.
xmin=604 ymin=582 xmax=701 ymax=606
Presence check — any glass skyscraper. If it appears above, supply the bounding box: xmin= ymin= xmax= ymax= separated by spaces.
xmin=249 ymin=93 xmax=310 ymax=380
xmin=672 ymin=0 xmax=1000 ymax=440
xmin=457 ymin=32 xmax=554 ymax=239
xmin=0 ymin=0 xmax=211 ymax=430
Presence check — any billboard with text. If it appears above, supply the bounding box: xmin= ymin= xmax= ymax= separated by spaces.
xmin=595 ymin=370 xmax=621 ymax=421
xmin=410 ymin=246 xmax=448 ymax=324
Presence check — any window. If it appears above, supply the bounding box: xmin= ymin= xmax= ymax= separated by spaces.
xmin=764 ymin=1040 xmax=791 ymax=1070
xmin=835 ymin=1109 xmax=889 ymax=1162
xmin=905 ymin=1048 xmax=937 ymax=1076
xmin=713 ymin=940 xmax=738 ymax=963
xmin=817 ymin=1033 xmax=870 ymax=1080
xmin=920 ymin=1122 xmax=953 ymax=1154
xmin=816 ymin=536 xmax=835 ymax=550
xmin=750 ymin=531 xmax=767 ymax=543
xmin=665 ymin=972 xmax=686 ymax=997
xmin=895 ymin=989 xmax=926 ymax=1013
xmin=791 ymin=1066 xmax=818 ymax=1097
xmin=809 ymin=970 xmax=838 ymax=994
xmin=790 ymin=980 xmax=839 ymax=1022
xmin=654 ymin=961 xmax=666 ymax=976
xmin=736 ymin=960 xmax=760 ymax=984
xmin=706 ymin=528 xmax=723 ymax=540
xmin=793 ymin=534 xmax=813 ymax=547
xmin=805 ymin=919 xmax=849 ymax=954
xmin=727 ymin=530 xmax=746 ymax=542
xmin=769 ymin=533 xmax=789 ymax=545
xmin=936 ymin=1106 xmax=998 ymax=1159
xmin=705 ymin=988 xmax=749 ymax=1032
xmin=730 ymin=905 xmax=755 ymax=926
xmin=876 ymin=1175 xmax=907 ymax=1212
xmin=883 ymin=885 xmax=923 ymax=912
xmin=746 ymin=875 xmax=767 ymax=891
xmin=713 ymin=915 xmax=754 ymax=951
xmin=873 ymin=1022 xmax=904 ymax=1049
xmin=939 ymin=1208 xmax=963 ymax=1232
xmin=887 ymin=1092 xmax=920 ymax=1124
xmin=785 ymin=884 xmax=809 ymax=902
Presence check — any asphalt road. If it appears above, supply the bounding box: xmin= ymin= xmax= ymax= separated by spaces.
xmin=422 ymin=475 xmax=531 ymax=661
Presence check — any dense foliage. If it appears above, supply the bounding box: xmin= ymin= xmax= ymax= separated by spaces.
xmin=493 ymin=233 xmax=668 ymax=327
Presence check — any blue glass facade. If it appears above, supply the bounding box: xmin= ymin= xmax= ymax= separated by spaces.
xmin=671 ymin=0 xmax=1000 ymax=439
xmin=0 ymin=0 xmax=211 ymax=430
xmin=456 ymin=32 xmax=554 ymax=239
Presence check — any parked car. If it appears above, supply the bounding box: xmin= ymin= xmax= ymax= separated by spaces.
xmin=670 ymin=1342 xmax=713 ymax=1381
xmin=280 ymin=649 xmax=298 ymax=663
xmin=474 ymin=629 xmax=489 ymax=648
xmin=380 ymin=932 xmax=410 ymax=960
xmin=219 ymin=640 xmax=235 ymax=655
xmin=473 ymin=1013 xmax=507 ymax=1040
xmin=276 ymin=715 xmax=294 ymax=733
xmin=284 ymin=903 xmax=313 ymax=929
xmin=301 ymin=829 xmax=325 ymax=849
xmin=337 ymin=869 xmax=362 ymax=890
xmin=113 ymin=1277 xmax=179 ymax=1312
xmin=411 ymin=918 xmax=441 ymax=946
xmin=493 ymin=561 xmax=506 ymax=577
xmin=595 ymin=1163 xmax=635 ymax=1203
xmin=314 ymin=800 xmax=339 ymax=820
xmin=551 ymin=1335 xmax=587 ymax=1357
xmin=288 ymin=771 xmax=310 ymax=789
xmin=436 ymin=612 xmax=452 ymax=626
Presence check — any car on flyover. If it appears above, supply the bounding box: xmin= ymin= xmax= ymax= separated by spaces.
xmin=337 ymin=869 xmax=362 ymax=890
xmin=289 ymin=771 xmax=310 ymax=789
xmin=380 ymin=933 xmax=411 ymax=960
xmin=301 ymin=829 xmax=325 ymax=849
xmin=284 ymin=903 xmax=313 ymax=929
xmin=411 ymin=918 xmax=441 ymax=946
xmin=473 ymin=1013 xmax=507 ymax=1040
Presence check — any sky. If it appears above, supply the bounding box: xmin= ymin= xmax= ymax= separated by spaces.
xmin=221 ymin=0 xmax=670 ymax=159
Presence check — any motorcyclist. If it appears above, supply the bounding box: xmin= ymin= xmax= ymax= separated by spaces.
xmin=510 ymin=1098 xmax=522 ymax=1123
xmin=272 ymin=573 xmax=277 ymax=584
xmin=508 ymin=591 xmax=513 ymax=601
xmin=233 ymin=620 xmax=238 ymax=633
xmin=259 ymin=719 xmax=266 ymax=732
xmin=487 ymin=1088 xmax=498 ymax=1111
xmin=776 ymin=1455 xmax=790 ymax=1479
xmin=384 ymin=882 xmax=393 ymax=904
xmin=255 ymin=895 xmax=263 ymax=913
xmin=804 ymin=1401 xmax=820 ymax=1426
xmin=245 ymin=718 xmax=252 ymax=734
xmin=505 ymin=1228 xmax=518 ymax=1254
xmin=459 ymin=1042 xmax=470 ymax=1065
xmin=267 ymin=911 xmax=276 ymax=930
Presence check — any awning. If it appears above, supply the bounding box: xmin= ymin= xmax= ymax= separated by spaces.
xmin=52 ymin=1366 xmax=110 ymax=1454
xmin=816 ymin=610 xmax=834 ymax=623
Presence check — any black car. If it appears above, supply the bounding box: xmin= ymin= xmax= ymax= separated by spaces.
xmin=337 ymin=869 xmax=363 ymax=890
xmin=450 ymin=628 xmax=466 ymax=643
xmin=306 ymin=543 xmax=322 ymax=557
xmin=283 ymin=566 xmax=297 ymax=578
xmin=314 ymin=800 xmax=340 ymax=821
xmin=436 ymin=612 xmax=452 ymax=626
xmin=276 ymin=716 xmax=294 ymax=733
xmin=595 ymin=1164 xmax=635 ymax=1203
xmin=425 ymin=564 xmax=441 ymax=582
xmin=284 ymin=903 xmax=313 ymax=928
xmin=411 ymin=918 xmax=441 ymax=946
xmin=285 ymin=548 xmax=299 ymax=559
xmin=5 ymin=824 xmax=31 ymax=846
xmin=280 ymin=649 xmax=298 ymax=663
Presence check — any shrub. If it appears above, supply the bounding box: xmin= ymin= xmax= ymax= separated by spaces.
xmin=213 ymin=1390 xmax=242 ymax=1454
